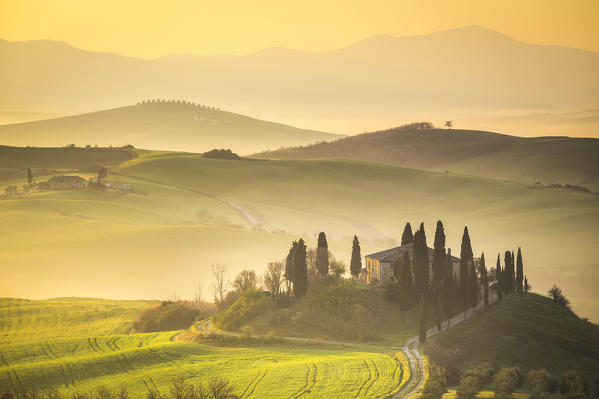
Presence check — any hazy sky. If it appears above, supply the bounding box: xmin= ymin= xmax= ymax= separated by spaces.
xmin=1 ymin=0 xmax=598 ymax=58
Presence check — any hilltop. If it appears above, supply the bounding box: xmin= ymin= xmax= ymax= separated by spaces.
xmin=0 ymin=102 xmax=341 ymax=154
xmin=253 ymin=127 xmax=599 ymax=190
xmin=1 ymin=26 xmax=598 ymax=133
xmin=429 ymin=293 xmax=599 ymax=377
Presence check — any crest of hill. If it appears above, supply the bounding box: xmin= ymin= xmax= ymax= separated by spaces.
xmin=0 ymin=102 xmax=341 ymax=155
xmin=253 ymin=127 xmax=599 ymax=190
xmin=430 ymin=293 xmax=599 ymax=377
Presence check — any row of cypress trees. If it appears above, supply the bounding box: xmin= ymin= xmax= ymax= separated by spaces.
xmin=283 ymin=232 xmax=364 ymax=298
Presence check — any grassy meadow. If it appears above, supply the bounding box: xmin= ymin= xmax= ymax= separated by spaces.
xmin=0 ymin=298 xmax=410 ymax=396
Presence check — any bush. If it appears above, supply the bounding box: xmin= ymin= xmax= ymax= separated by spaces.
xmin=135 ymin=301 xmax=215 ymax=332
xmin=422 ymin=363 xmax=448 ymax=399
xmin=494 ymin=367 xmax=522 ymax=399
xmin=561 ymin=368 xmax=588 ymax=399
xmin=202 ymin=149 xmax=241 ymax=160
xmin=457 ymin=363 xmax=494 ymax=399
xmin=214 ymin=289 xmax=272 ymax=331
xmin=529 ymin=369 xmax=551 ymax=399
xmin=424 ymin=342 xmax=460 ymax=384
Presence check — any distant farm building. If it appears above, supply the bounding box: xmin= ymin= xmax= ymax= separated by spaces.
xmin=39 ymin=175 xmax=86 ymax=190
xmin=364 ymin=242 xmax=461 ymax=286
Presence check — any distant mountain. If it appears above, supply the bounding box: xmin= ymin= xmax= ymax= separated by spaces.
xmin=253 ymin=127 xmax=599 ymax=190
xmin=0 ymin=102 xmax=341 ymax=154
xmin=1 ymin=26 xmax=598 ymax=133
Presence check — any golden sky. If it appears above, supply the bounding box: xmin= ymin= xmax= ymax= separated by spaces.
xmin=1 ymin=0 xmax=598 ymax=58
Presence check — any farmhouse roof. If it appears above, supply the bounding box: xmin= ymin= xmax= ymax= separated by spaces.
xmin=365 ymin=242 xmax=460 ymax=263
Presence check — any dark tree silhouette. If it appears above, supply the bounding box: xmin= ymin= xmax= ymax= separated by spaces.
xmin=481 ymin=253 xmax=489 ymax=307
xmin=401 ymin=222 xmax=414 ymax=245
xmin=459 ymin=227 xmax=473 ymax=312
xmin=315 ymin=232 xmax=329 ymax=277
xmin=516 ymin=248 xmax=524 ymax=293
xmin=293 ymin=238 xmax=308 ymax=297
xmin=350 ymin=235 xmax=362 ymax=278
xmin=496 ymin=254 xmax=503 ymax=301
xmin=504 ymin=251 xmax=514 ymax=294
xmin=432 ymin=221 xmax=446 ymax=331
xmin=548 ymin=285 xmax=569 ymax=308
xmin=399 ymin=251 xmax=415 ymax=325
xmin=445 ymin=120 xmax=454 ymax=130
xmin=443 ymin=250 xmax=456 ymax=327
xmin=27 ymin=167 xmax=33 ymax=185
xmin=419 ymin=298 xmax=428 ymax=344
xmin=413 ymin=223 xmax=429 ymax=293
xmin=284 ymin=241 xmax=297 ymax=292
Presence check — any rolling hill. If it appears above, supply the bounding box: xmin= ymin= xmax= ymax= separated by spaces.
xmin=1 ymin=148 xmax=598 ymax=321
xmin=253 ymin=127 xmax=599 ymax=190
xmin=430 ymin=293 xmax=599 ymax=377
xmin=0 ymin=102 xmax=340 ymax=154
xmin=1 ymin=26 xmax=598 ymax=133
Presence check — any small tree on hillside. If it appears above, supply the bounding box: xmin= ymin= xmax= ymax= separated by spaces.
xmin=480 ymin=253 xmax=489 ymax=307
xmin=401 ymin=222 xmax=414 ymax=245
xmin=315 ymin=232 xmax=329 ymax=277
xmin=516 ymin=247 xmax=524 ymax=293
xmin=263 ymin=261 xmax=284 ymax=301
xmin=293 ymin=238 xmax=308 ymax=297
xmin=350 ymin=235 xmax=362 ymax=278
xmin=399 ymin=251 xmax=415 ymax=325
xmin=548 ymin=285 xmax=570 ymax=309
xmin=524 ymin=276 xmax=530 ymax=293
xmin=27 ymin=167 xmax=33 ymax=185
xmin=232 ymin=270 xmax=258 ymax=293
xmin=445 ymin=121 xmax=454 ymax=130
xmin=211 ymin=263 xmax=230 ymax=309
xmin=98 ymin=167 xmax=108 ymax=182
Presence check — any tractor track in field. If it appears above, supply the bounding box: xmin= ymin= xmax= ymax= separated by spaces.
xmin=242 ymin=368 xmax=268 ymax=398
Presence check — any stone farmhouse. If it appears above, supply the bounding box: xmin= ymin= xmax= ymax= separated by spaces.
xmin=363 ymin=242 xmax=461 ymax=286
xmin=39 ymin=175 xmax=86 ymax=190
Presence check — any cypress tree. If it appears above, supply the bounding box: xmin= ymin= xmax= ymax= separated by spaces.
xmin=459 ymin=227 xmax=473 ymax=313
xmin=516 ymin=248 xmax=523 ymax=293
xmin=350 ymin=235 xmax=362 ymax=278
xmin=27 ymin=167 xmax=33 ymax=185
xmin=496 ymin=253 xmax=502 ymax=301
xmin=419 ymin=299 xmax=428 ymax=344
xmin=315 ymin=232 xmax=329 ymax=277
xmin=481 ymin=253 xmax=489 ymax=307
xmin=524 ymin=276 xmax=529 ymax=293
xmin=398 ymin=251 xmax=415 ymax=325
xmin=401 ymin=222 xmax=414 ymax=245
xmin=470 ymin=257 xmax=479 ymax=312
xmin=443 ymin=250 xmax=455 ymax=328
xmin=293 ymin=238 xmax=308 ymax=297
xmin=504 ymin=250 xmax=514 ymax=294
xmin=413 ymin=223 xmax=429 ymax=293
xmin=432 ymin=221 xmax=446 ymax=284
xmin=285 ymin=241 xmax=297 ymax=288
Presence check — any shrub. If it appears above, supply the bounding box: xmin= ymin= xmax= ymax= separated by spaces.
xmin=529 ymin=369 xmax=551 ymax=399
xmin=457 ymin=363 xmax=494 ymax=399
xmin=422 ymin=363 xmax=448 ymax=399
xmin=494 ymin=367 xmax=522 ymax=399
xmin=214 ymin=289 xmax=272 ymax=331
xmin=424 ymin=342 xmax=460 ymax=384
xmin=561 ymin=368 xmax=588 ymax=399
xmin=135 ymin=301 xmax=215 ymax=332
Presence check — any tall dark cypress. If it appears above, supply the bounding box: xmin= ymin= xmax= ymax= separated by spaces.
xmin=350 ymin=235 xmax=362 ymax=278
xmin=401 ymin=223 xmax=414 ymax=245
xmin=516 ymin=248 xmax=524 ymax=293
xmin=285 ymin=241 xmax=297 ymax=286
xmin=504 ymin=250 xmax=514 ymax=294
xmin=293 ymin=238 xmax=308 ymax=297
xmin=481 ymin=253 xmax=489 ymax=307
xmin=413 ymin=224 xmax=429 ymax=293
xmin=496 ymin=253 xmax=503 ymax=301
xmin=470 ymin=257 xmax=479 ymax=311
xmin=419 ymin=299 xmax=428 ymax=344
xmin=524 ymin=276 xmax=529 ymax=293
xmin=443 ymin=250 xmax=455 ymax=328
xmin=315 ymin=232 xmax=329 ymax=277
xmin=459 ymin=227 xmax=473 ymax=312
xmin=398 ymin=251 xmax=415 ymax=325
xmin=432 ymin=221 xmax=446 ymax=284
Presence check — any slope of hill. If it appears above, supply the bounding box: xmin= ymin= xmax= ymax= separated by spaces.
xmin=1 ymin=26 xmax=598 ymax=133
xmin=253 ymin=128 xmax=599 ymax=190
xmin=0 ymin=102 xmax=340 ymax=154
xmin=430 ymin=293 xmax=599 ymax=377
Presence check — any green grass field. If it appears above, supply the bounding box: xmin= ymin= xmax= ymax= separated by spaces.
xmin=0 ymin=298 xmax=410 ymax=397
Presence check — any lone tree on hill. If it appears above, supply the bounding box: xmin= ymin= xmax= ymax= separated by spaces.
xmin=399 ymin=251 xmax=415 ymax=325
xmin=445 ymin=120 xmax=454 ymax=130
xmin=548 ymin=285 xmax=570 ymax=309
xmin=27 ymin=167 xmax=33 ymax=185
xmin=459 ymin=226 xmax=473 ymax=313
xmin=293 ymin=238 xmax=308 ymax=297
xmin=481 ymin=253 xmax=489 ymax=307
xmin=413 ymin=223 xmax=429 ymax=293
xmin=315 ymin=232 xmax=329 ymax=277
xmin=443 ymin=250 xmax=456 ymax=327
xmin=401 ymin=222 xmax=414 ymax=245
xmin=350 ymin=235 xmax=362 ymax=278
xmin=516 ymin=248 xmax=524 ymax=293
